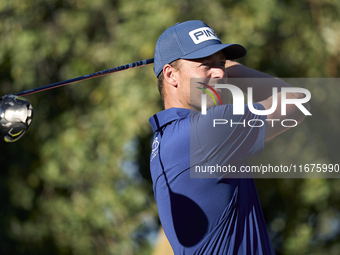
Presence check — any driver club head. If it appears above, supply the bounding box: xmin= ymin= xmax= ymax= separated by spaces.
xmin=0 ymin=95 xmax=33 ymax=143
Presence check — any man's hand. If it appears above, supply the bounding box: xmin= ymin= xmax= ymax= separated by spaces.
xmin=225 ymin=61 xmax=311 ymax=141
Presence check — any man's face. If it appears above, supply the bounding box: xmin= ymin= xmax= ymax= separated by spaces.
xmin=174 ymin=51 xmax=228 ymax=110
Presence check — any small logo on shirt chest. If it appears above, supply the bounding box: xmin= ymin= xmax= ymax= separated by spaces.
xmin=151 ymin=137 xmax=159 ymax=161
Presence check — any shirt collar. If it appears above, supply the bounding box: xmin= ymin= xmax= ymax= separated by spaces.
xmin=149 ymin=108 xmax=190 ymax=132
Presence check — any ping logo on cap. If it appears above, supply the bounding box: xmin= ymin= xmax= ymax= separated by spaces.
xmin=189 ymin=27 xmax=220 ymax=44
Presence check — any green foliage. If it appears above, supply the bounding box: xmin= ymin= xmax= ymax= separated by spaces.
xmin=0 ymin=0 xmax=339 ymax=254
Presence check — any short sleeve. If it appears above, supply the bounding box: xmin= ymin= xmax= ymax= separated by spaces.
xmin=190 ymin=103 xmax=266 ymax=167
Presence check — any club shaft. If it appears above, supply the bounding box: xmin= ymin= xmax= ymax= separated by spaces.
xmin=14 ymin=58 xmax=154 ymax=97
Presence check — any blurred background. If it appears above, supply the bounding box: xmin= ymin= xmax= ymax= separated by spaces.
xmin=0 ymin=0 xmax=339 ymax=254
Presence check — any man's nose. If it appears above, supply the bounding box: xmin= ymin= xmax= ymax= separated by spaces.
xmin=211 ymin=66 xmax=226 ymax=79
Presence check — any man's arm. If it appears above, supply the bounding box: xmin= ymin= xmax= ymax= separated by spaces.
xmin=226 ymin=60 xmax=291 ymax=101
xmin=226 ymin=61 xmax=311 ymax=141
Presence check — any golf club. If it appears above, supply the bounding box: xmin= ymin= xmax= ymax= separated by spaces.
xmin=0 ymin=58 xmax=154 ymax=143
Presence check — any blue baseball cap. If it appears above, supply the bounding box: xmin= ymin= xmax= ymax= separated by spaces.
xmin=154 ymin=20 xmax=246 ymax=77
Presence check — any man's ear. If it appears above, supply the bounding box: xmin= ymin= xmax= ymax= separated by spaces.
xmin=163 ymin=64 xmax=178 ymax=87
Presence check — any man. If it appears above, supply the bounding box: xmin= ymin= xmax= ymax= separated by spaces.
xmin=149 ymin=20 xmax=309 ymax=254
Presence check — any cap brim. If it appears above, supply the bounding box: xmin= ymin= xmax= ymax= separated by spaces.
xmin=183 ymin=44 xmax=246 ymax=60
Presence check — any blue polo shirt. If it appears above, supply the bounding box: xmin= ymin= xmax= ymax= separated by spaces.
xmin=149 ymin=104 xmax=275 ymax=255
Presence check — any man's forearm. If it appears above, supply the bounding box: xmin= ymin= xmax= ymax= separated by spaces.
xmin=225 ymin=61 xmax=291 ymax=102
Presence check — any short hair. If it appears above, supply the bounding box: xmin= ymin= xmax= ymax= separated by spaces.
xmin=157 ymin=59 xmax=181 ymax=101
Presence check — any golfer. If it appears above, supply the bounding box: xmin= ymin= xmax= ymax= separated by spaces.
xmin=149 ymin=20 xmax=309 ymax=254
